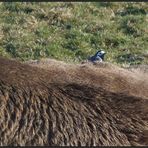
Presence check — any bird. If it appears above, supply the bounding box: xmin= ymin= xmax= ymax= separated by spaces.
xmin=88 ymin=50 xmax=106 ymax=63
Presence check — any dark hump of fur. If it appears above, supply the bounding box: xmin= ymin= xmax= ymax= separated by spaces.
xmin=0 ymin=57 xmax=148 ymax=146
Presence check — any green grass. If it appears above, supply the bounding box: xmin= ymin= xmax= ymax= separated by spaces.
xmin=0 ymin=2 xmax=147 ymax=66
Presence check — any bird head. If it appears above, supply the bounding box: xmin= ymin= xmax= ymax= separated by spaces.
xmin=95 ymin=50 xmax=106 ymax=60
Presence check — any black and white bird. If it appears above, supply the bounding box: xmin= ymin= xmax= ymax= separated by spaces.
xmin=88 ymin=50 xmax=106 ymax=63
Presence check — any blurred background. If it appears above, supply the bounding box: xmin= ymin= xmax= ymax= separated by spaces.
xmin=0 ymin=2 xmax=147 ymax=66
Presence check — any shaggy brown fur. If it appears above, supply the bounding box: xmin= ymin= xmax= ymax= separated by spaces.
xmin=0 ymin=57 xmax=148 ymax=146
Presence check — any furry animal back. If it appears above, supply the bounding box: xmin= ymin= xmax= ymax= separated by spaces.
xmin=0 ymin=57 xmax=148 ymax=146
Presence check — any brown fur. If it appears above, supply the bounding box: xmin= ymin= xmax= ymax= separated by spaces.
xmin=0 ymin=57 xmax=148 ymax=146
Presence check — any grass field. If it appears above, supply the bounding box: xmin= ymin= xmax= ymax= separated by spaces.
xmin=0 ymin=2 xmax=147 ymax=66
